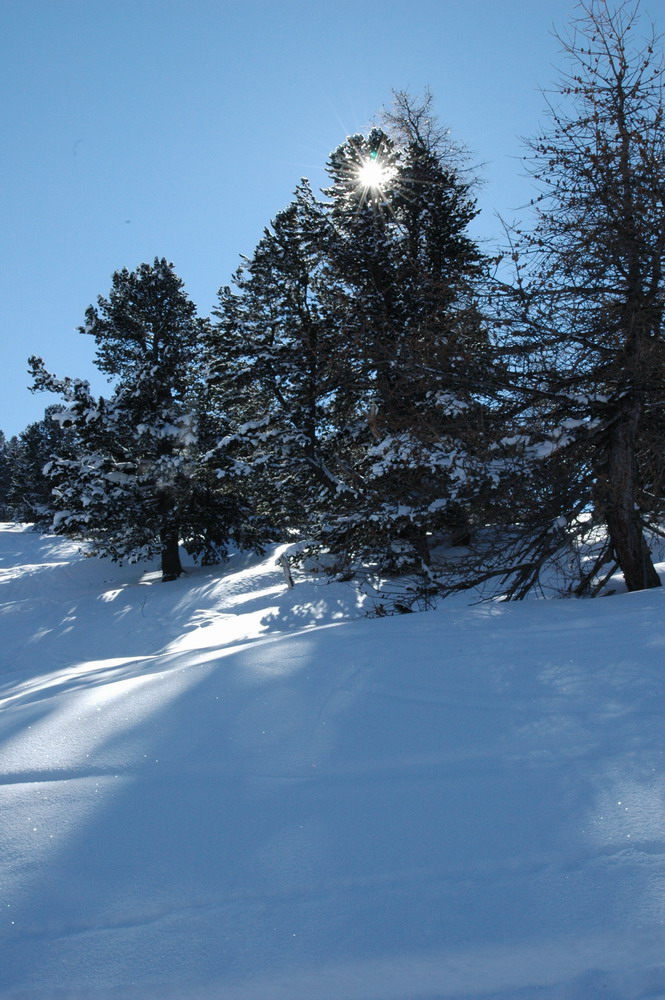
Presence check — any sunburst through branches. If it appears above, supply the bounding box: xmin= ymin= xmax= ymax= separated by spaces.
xmin=354 ymin=148 xmax=397 ymax=207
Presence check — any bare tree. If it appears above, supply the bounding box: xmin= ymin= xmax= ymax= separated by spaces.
xmin=506 ymin=0 xmax=665 ymax=593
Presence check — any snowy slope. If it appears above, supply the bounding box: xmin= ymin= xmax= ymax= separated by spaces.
xmin=0 ymin=523 xmax=664 ymax=1000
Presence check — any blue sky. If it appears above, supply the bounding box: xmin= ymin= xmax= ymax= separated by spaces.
xmin=2 ymin=0 xmax=650 ymax=437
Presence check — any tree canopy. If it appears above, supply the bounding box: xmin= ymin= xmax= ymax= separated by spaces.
xmin=18 ymin=2 xmax=665 ymax=600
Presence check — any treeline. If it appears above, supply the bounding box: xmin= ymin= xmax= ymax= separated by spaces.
xmin=3 ymin=1 xmax=665 ymax=600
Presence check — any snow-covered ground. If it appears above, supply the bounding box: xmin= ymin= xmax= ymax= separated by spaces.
xmin=0 ymin=523 xmax=663 ymax=1000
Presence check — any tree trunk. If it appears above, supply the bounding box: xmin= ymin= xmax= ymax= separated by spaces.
xmin=604 ymin=396 xmax=661 ymax=592
xmin=160 ymin=526 xmax=182 ymax=582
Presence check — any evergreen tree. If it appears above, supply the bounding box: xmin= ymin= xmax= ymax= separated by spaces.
xmin=317 ymin=104 xmax=499 ymax=573
xmin=210 ymin=99 xmax=500 ymax=581
xmin=2 ymin=408 xmax=75 ymax=523
xmin=0 ymin=431 xmax=11 ymax=519
xmin=30 ymin=259 xmax=263 ymax=581
xmin=209 ymin=181 xmax=354 ymax=535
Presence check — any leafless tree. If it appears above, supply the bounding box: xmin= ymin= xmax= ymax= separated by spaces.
xmin=505 ymin=0 xmax=665 ymax=593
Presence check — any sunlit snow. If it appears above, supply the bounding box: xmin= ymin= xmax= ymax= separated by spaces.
xmin=0 ymin=523 xmax=663 ymax=999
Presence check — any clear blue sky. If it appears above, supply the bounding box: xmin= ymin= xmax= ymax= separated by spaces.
xmin=1 ymin=0 xmax=653 ymax=438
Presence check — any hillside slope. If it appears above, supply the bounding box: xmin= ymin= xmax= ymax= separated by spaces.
xmin=0 ymin=524 xmax=664 ymax=1000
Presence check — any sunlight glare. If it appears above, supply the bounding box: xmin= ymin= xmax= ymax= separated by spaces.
xmin=356 ymin=155 xmax=395 ymax=193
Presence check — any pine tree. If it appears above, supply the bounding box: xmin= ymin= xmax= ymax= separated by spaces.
xmin=0 ymin=431 xmax=11 ymax=519
xmin=208 ymin=108 xmax=498 ymax=579
xmin=1 ymin=408 xmax=75 ymax=523
xmin=209 ymin=180 xmax=357 ymax=536
xmin=208 ymin=100 xmax=500 ymax=582
xmin=30 ymin=259 xmax=263 ymax=581
xmin=316 ymin=102 xmax=499 ymax=574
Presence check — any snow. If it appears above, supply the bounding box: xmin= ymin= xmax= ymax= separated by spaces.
xmin=0 ymin=522 xmax=664 ymax=999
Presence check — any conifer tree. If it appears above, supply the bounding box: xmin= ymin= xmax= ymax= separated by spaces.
xmin=500 ymin=0 xmax=665 ymax=595
xmin=209 ymin=180 xmax=358 ymax=535
xmin=210 ymin=99 xmax=500 ymax=579
xmin=0 ymin=431 xmax=11 ymax=519
xmin=317 ymin=103 xmax=499 ymax=573
xmin=30 ymin=259 xmax=262 ymax=581
xmin=1 ymin=408 xmax=75 ymax=523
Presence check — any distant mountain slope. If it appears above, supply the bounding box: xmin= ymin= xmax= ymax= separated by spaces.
xmin=0 ymin=524 xmax=664 ymax=1000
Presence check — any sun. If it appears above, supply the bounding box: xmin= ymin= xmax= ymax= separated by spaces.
xmin=357 ymin=157 xmax=389 ymax=189
xmin=355 ymin=152 xmax=396 ymax=202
